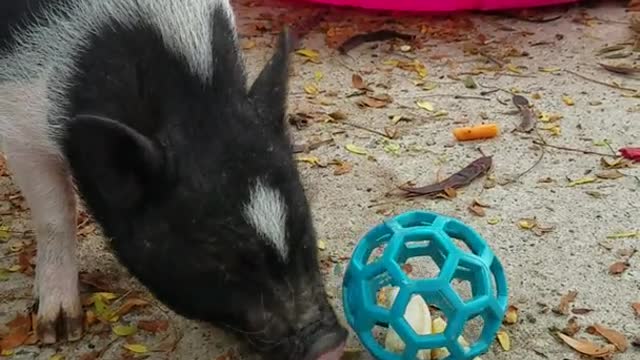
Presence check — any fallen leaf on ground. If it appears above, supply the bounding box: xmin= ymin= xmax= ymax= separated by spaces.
xmin=336 ymin=30 xmax=414 ymax=55
xmin=572 ymin=308 xmax=593 ymax=315
xmin=297 ymin=155 xmax=325 ymax=168
xmin=332 ymin=160 xmax=353 ymax=175
xmin=606 ymin=231 xmax=638 ymax=239
xmin=399 ymin=156 xmax=492 ymax=197
xmin=487 ymin=218 xmax=501 ymax=225
xmin=416 ymin=100 xmax=434 ymax=112
xmin=568 ymin=177 xmax=596 ymax=187
xmin=596 ymin=170 xmax=624 ymax=180
xmin=137 ymin=320 xmax=169 ymax=333
xmin=562 ymin=317 xmax=581 ymax=336
xmin=599 ymin=62 xmax=640 ymax=75
xmin=562 ymin=95 xmax=575 ymax=106
xmin=463 ymin=76 xmax=477 ymax=89
xmin=553 ymin=290 xmax=578 ymax=315
xmin=114 ymin=297 xmax=149 ymax=317
xmin=496 ymin=331 xmax=511 ymax=351
xmin=557 ymin=332 xmax=615 ymax=358
xmin=317 ymin=240 xmax=326 ymax=250
xmin=345 ymin=144 xmax=367 ymax=156
xmin=304 ymin=84 xmax=319 ymax=95
xmin=619 ymin=147 xmax=640 ymax=161
xmin=295 ymin=48 xmax=320 ymax=62
xmin=112 ymin=324 xmax=137 ymax=337
xmin=518 ymin=218 xmax=537 ymax=230
xmin=351 ymin=74 xmax=367 ymax=90
xmin=0 ymin=313 xmax=32 ymax=351
xmin=123 ymin=344 xmax=148 ymax=354
xmin=357 ymin=96 xmax=391 ymax=108
xmin=601 ymin=157 xmax=630 ymax=169
xmin=632 ymin=303 xmax=640 ymax=317
xmin=609 ymin=261 xmax=629 ymax=275
xmin=587 ymin=324 xmax=628 ymax=352
xmin=503 ymin=306 xmax=518 ymax=325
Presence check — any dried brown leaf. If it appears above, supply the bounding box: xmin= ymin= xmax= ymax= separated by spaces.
xmin=599 ymin=62 xmax=640 ymax=75
xmin=137 ymin=320 xmax=169 ymax=333
xmin=357 ymin=97 xmax=389 ymax=109
xmin=400 ymin=156 xmax=492 ymax=197
xmin=553 ymin=290 xmax=578 ymax=315
xmin=587 ymin=324 xmax=629 ymax=352
xmin=332 ymin=161 xmax=353 ymax=176
xmin=609 ymin=261 xmax=629 ymax=275
xmin=595 ymin=170 xmax=624 ymax=180
xmin=351 ymin=74 xmax=366 ymax=90
xmin=0 ymin=313 xmax=32 ymax=350
xmin=469 ymin=203 xmax=486 ymax=217
xmin=632 ymin=302 xmax=640 ymax=317
xmin=562 ymin=317 xmax=581 ymax=336
xmin=115 ymin=297 xmax=150 ymax=317
xmin=556 ymin=332 xmax=616 ymax=358
xmin=571 ymin=308 xmax=593 ymax=315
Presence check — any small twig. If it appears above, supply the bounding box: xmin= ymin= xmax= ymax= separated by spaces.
xmin=340 ymin=121 xmax=391 ymax=138
xmin=564 ymin=69 xmax=639 ymax=93
xmin=399 ymin=93 xmax=491 ymax=101
xmin=533 ymin=140 xmax=618 ymax=157
xmin=478 ymin=50 xmax=505 ymax=67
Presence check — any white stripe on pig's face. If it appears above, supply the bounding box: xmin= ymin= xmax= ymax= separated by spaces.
xmin=244 ymin=178 xmax=289 ymax=260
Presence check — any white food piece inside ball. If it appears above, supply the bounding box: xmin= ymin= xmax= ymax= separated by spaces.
xmin=383 ymin=287 xmax=432 ymax=360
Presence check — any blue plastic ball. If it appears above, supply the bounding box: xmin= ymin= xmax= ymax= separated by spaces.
xmin=342 ymin=211 xmax=508 ymax=360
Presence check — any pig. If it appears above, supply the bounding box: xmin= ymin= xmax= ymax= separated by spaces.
xmin=0 ymin=1 xmax=348 ymax=359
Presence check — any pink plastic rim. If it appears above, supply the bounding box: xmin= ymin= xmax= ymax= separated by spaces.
xmin=297 ymin=0 xmax=577 ymax=12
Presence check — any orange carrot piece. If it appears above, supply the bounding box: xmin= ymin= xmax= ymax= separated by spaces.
xmin=453 ymin=123 xmax=499 ymax=141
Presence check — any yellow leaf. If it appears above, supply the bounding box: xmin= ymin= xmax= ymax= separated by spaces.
xmin=317 ymin=240 xmax=326 ymax=251
xmin=0 ymin=226 xmax=10 ymax=241
xmin=304 ymin=84 xmax=318 ymax=95
xmin=241 ymin=39 xmax=256 ymax=50
xmin=112 ymin=324 xmax=137 ymax=337
xmin=562 ymin=95 xmax=575 ymax=106
xmin=506 ymin=63 xmax=522 ymax=74
xmin=568 ymin=177 xmax=596 ymax=187
xmin=538 ymin=112 xmax=563 ymax=122
xmin=297 ymin=156 xmax=323 ymax=167
xmin=382 ymin=59 xmax=399 ymax=66
xmin=50 ymin=355 xmax=65 ymax=360
xmin=518 ymin=219 xmax=537 ymax=230
xmin=606 ymin=231 xmax=638 ymax=239
xmin=295 ymin=48 xmax=319 ymax=59
xmin=434 ymin=110 xmax=448 ymax=117
xmin=345 ymin=144 xmax=368 ymax=156
xmin=123 ymin=344 xmax=148 ymax=354
xmin=539 ymin=67 xmax=561 ymax=73
xmin=504 ymin=305 xmax=518 ymax=325
xmin=487 ymin=218 xmax=501 ymax=225
xmin=7 ymin=264 xmax=21 ymax=272
xmin=416 ymin=100 xmax=434 ymax=112
xmin=1 ymin=350 xmax=14 ymax=356
xmin=497 ymin=331 xmax=511 ymax=351
xmin=421 ymin=82 xmax=438 ymax=91
xmin=314 ymin=71 xmax=323 ymax=82
xmin=95 ymin=292 xmax=118 ymax=301
xmin=539 ymin=124 xmax=561 ymax=136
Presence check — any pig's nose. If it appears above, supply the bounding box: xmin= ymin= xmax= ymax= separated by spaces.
xmin=304 ymin=328 xmax=348 ymax=360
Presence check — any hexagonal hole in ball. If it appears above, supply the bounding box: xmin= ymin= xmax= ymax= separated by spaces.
xmin=397 ymin=233 xmax=448 ymax=280
xmin=449 ymin=259 xmax=490 ymax=304
xmin=460 ymin=313 xmax=485 ymax=350
xmin=443 ymin=220 xmax=485 ymax=256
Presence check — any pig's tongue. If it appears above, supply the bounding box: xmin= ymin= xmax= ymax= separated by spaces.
xmin=315 ymin=341 xmax=345 ymax=360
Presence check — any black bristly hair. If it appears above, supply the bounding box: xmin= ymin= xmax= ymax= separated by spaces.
xmin=58 ymin=3 xmax=345 ymax=359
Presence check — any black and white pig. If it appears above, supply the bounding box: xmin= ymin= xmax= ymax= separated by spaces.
xmin=0 ymin=1 xmax=347 ymax=359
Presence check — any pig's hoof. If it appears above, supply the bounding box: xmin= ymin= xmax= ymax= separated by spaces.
xmin=35 ymin=298 xmax=83 ymax=344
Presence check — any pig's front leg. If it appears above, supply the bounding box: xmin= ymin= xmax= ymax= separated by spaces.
xmin=4 ymin=142 xmax=82 ymax=343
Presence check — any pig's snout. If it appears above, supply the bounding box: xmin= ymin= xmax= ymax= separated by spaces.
xmin=305 ymin=329 xmax=347 ymax=360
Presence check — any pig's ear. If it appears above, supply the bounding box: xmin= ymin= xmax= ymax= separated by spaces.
xmin=248 ymin=28 xmax=296 ymax=131
xmin=63 ymin=115 xmax=165 ymax=211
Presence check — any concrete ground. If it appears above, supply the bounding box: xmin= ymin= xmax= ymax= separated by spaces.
xmin=1 ymin=0 xmax=639 ymax=359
